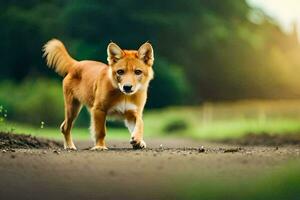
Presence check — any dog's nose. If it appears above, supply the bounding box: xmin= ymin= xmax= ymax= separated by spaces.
xmin=123 ymin=85 xmax=133 ymax=93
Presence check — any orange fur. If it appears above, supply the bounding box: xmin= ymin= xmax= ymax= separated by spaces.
xmin=43 ymin=39 xmax=154 ymax=150
xmin=43 ymin=39 xmax=77 ymax=76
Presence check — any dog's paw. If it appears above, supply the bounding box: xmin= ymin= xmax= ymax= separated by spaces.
xmin=64 ymin=142 xmax=77 ymax=150
xmin=64 ymin=146 xmax=77 ymax=151
xmin=130 ymin=138 xmax=146 ymax=149
xmin=90 ymin=145 xmax=108 ymax=151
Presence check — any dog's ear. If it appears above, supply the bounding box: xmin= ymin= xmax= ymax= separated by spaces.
xmin=107 ymin=42 xmax=124 ymax=65
xmin=138 ymin=42 xmax=154 ymax=66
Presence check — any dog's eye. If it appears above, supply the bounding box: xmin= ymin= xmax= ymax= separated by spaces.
xmin=134 ymin=70 xmax=142 ymax=75
xmin=116 ymin=69 xmax=125 ymax=75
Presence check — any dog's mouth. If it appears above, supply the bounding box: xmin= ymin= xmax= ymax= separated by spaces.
xmin=122 ymin=89 xmax=134 ymax=95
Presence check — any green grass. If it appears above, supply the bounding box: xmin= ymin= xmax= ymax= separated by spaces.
xmin=143 ymin=101 xmax=300 ymax=139
xmin=0 ymin=121 xmax=129 ymax=140
xmin=177 ymin=160 xmax=300 ymax=200
xmin=2 ymin=100 xmax=300 ymax=140
xmin=191 ymin=118 xmax=300 ymax=139
xmin=145 ymin=111 xmax=300 ymax=139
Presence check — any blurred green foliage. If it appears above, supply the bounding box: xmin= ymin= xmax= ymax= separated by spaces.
xmin=163 ymin=119 xmax=189 ymax=133
xmin=1 ymin=0 xmax=300 ymax=121
xmin=0 ymin=79 xmax=93 ymax=126
xmin=0 ymin=79 xmax=64 ymax=126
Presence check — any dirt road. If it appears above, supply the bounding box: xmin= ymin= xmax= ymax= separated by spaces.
xmin=0 ymin=135 xmax=300 ymax=200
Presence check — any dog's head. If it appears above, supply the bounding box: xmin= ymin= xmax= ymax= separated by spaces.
xmin=107 ymin=42 xmax=154 ymax=95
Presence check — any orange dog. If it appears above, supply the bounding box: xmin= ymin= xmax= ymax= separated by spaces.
xmin=43 ymin=39 xmax=154 ymax=150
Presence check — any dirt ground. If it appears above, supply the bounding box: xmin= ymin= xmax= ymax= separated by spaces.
xmin=0 ymin=132 xmax=300 ymax=200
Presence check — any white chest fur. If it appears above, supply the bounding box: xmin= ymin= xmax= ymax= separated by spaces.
xmin=108 ymin=101 xmax=137 ymax=114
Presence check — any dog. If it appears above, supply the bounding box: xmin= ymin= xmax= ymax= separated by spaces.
xmin=43 ymin=39 xmax=154 ymax=150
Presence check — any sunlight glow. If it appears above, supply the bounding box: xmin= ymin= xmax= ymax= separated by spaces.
xmin=248 ymin=0 xmax=300 ymax=39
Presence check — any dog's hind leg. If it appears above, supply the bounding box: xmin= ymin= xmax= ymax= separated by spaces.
xmin=60 ymin=94 xmax=82 ymax=150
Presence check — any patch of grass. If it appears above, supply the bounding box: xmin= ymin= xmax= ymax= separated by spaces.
xmin=191 ymin=118 xmax=300 ymax=139
xmin=3 ymin=100 xmax=300 ymax=140
xmin=177 ymin=161 xmax=300 ymax=200
xmin=163 ymin=119 xmax=189 ymax=133
xmin=143 ymin=100 xmax=300 ymax=139
xmin=0 ymin=121 xmax=129 ymax=140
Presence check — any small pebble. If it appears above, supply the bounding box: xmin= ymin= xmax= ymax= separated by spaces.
xmin=198 ymin=146 xmax=205 ymax=153
xmin=2 ymin=150 xmax=6 ymax=153
xmin=224 ymin=148 xmax=239 ymax=153
xmin=53 ymin=150 xmax=60 ymax=155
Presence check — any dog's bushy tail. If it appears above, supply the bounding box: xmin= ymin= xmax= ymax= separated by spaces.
xmin=43 ymin=39 xmax=77 ymax=76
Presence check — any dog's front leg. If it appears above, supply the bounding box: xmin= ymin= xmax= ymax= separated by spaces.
xmin=90 ymin=107 xmax=108 ymax=150
xmin=125 ymin=111 xmax=146 ymax=149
